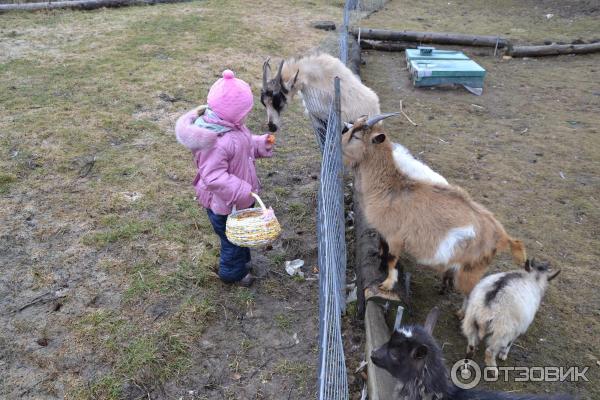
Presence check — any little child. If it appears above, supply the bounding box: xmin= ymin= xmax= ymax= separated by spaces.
xmin=175 ymin=70 xmax=275 ymax=287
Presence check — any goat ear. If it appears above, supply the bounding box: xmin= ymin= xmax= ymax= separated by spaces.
xmin=423 ymin=307 xmax=440 ymax=335
xmin=524 ymin=259 xmax=532 ymax=272
xmin=412 ymin=344 xmax=429 ymax=360
xmin=548 ymin=269 xmax=561 ymax=281
xmin=371 ymin=133 xmax=386 ymax=144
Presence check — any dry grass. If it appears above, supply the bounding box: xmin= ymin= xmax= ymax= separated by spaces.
xmin=360 ymin=1 xmax=599 ymax=399
xmin=362 ymin=0 xmax=600 ymax=43
xmin=0 ymin=1 xmax=340 ymax=398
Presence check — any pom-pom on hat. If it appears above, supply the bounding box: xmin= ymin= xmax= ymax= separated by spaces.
xmin=207 ymin=70 xmax=254 ymax=125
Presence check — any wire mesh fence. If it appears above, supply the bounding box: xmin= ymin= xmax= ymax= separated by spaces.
xmin=316 ymin=78 xmax=348 ymax=400
xmin=348 ymin=0 xmax=387 ymax=26
xmin=309 ymin=1 xmax=386 ymax=398
xmin=311 ymin=1 xmax=362 ymax=399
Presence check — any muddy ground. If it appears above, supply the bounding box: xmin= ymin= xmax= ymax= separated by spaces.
xmin=354 ymin=0 xmax=599 ymax=399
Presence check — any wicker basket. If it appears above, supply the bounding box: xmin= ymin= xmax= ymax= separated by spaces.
xmin=226 ymin=193 xmax=281 ymax=248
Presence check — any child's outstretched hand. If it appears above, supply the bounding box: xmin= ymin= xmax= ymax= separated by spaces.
xmin=265 ymin=134 xmax=275 ymax=150
xmin=194 ymin=105 xmax=208 ymax=116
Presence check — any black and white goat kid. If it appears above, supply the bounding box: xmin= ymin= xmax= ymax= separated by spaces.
xmin=462 ymin=259 xmax=561 ymax=370
xmin=371 ymin=307 xmax=573 ymax=400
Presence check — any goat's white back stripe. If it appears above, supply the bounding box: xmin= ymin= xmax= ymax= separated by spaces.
xmin=392 ymin=143 xmax=448 ymax=186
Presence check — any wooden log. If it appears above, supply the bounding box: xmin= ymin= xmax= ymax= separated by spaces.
xmin=365 ymin=301 xmax=397 ymax=400
xmin=509 ymin=42 xmax=600 ymax=57
xmin=311 ymin=20 xmax=336 ymax=31
xmin=350 ymin=37 xmax=405 ymax=400
xmin=0 ymin=0 xmax=189 ymax=12
xmin=353 ymin=185 xmax=385 ymax=319
xmin=360 ymin=39 xmax=418 ymax=52
xmin=346 ymin=33 xmax=383 ymax=319
xmin=352 ymin=27 xmax=509 ymax=48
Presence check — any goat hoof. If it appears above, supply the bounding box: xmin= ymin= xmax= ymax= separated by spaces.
xmin=455 ymin=309 xmax=465 ymax=320
xmin=499 ymin=353 xmax=508 ymax=361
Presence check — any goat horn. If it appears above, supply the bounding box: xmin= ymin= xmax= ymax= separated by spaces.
xmin=423 ymin=306 xmax=440 ymax=335
xmin=275 ymin=59 xmax=285 ymax=84
xmin=548 ymin=269 xmax=561 ymax=281
xmin=262 ymin=57 xmax=271 ymax=88
xmin=366 ymin=112 xmax=400 ymax=127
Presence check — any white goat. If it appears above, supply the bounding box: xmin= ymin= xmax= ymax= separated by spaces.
xmin=462 ymin=259 xmax=560 ymax=370
xmin=261 ymin=53 xmax=380 ymax=133
xmin=261 ymin=53 xmax=449 ymax=186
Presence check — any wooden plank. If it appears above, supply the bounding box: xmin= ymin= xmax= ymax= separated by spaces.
xmin=365 ymin=301 xmax=397 ymax=400
xmin=352 ymin=27 xmax=509 ymax=48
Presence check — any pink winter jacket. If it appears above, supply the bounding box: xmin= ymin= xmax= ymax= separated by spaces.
xmin=175 ymin=109 xmax=273 ymax=215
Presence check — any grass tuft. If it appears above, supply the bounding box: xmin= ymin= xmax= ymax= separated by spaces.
xmin=0 ymin=173 xmax=17 ymax=194
xmin=82 ymin=220 xmax=154 ymax=247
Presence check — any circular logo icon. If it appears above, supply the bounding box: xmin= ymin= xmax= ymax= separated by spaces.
xmin=451 ymin=359 xmax=481 ymax=389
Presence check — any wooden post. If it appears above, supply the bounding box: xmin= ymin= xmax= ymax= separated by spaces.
xmin=352 ymin=27 xmax=509 ymax=48
xmin=365 ymin=301 xmax=397 ymax=400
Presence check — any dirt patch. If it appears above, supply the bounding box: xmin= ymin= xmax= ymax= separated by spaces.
xmin=355 ymin=1 xmax=600 ymax=398
xmin=363 ymin=0 xmax=600 ymax=44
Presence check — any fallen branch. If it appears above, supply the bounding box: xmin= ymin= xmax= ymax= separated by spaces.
xmin=248 ymin=358 xmax=271 ymax=380
xmin=399 ymin=100 xmax=417 ymax=126
xmin=0 ymin=0 xmax=190 ymax=13
xmin=509 ymin=42 xmax=600 ymax=57
xmin=19 ymin=288 xmax=68 ymax=312
xmin=352 ymin=27 xmax=509 ymax=48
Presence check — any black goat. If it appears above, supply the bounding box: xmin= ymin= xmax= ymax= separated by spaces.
xmin=371 ymin=307 xmax=574 ymax=400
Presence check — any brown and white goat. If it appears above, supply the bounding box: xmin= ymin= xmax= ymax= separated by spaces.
xmin=260 ymin=53 xmax=380 ymax=133
xmin=342 ymin=114 xmax=526 ymax=315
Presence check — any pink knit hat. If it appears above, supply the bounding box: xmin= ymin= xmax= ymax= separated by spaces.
xmin=207 ymin=70 xmax=254 ymax=125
